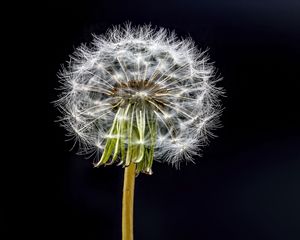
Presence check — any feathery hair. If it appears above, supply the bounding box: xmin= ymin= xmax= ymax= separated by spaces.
xmin=56 ymin=23 xmax=223 ymax=174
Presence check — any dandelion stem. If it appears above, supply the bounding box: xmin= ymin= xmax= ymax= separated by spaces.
xmin=122 ymin=162 xmax=136 ymax=240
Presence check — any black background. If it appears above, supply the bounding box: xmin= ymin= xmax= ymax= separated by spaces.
xmin=6 ymin=0 xmax=300 ymax=239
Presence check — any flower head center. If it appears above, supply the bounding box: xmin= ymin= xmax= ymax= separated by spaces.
xmin=111 ymin=80 xmax=168 ymax=108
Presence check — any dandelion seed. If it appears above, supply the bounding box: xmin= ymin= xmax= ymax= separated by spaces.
xmin=56 ymin=23 xmax=223 ymax=174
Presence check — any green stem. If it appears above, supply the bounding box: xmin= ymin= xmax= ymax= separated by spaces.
xmin=122 ymin=163 xmax=136 ymax=240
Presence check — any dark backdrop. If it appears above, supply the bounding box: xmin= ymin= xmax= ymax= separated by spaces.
xmin=7 ymin=0 xmax=300 ymax=239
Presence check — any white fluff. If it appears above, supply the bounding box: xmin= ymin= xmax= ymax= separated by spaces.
xmin=56 ymin=23 xmax=223 ymax=169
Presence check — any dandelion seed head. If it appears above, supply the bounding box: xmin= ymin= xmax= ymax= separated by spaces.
xmin=56 ymin=23 xmax=223 ymax=173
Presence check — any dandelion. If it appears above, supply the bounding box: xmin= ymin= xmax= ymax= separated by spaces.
xmin=56 ymin=23 xmax=223 ymax=240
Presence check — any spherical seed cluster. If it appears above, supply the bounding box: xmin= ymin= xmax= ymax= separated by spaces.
xmin=57 ymin=24 xmax=222 ymax=173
